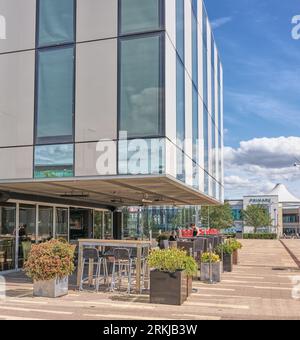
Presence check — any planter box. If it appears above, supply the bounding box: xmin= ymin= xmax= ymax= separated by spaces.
xmin=223 ymin=254 xmax=233 ymax=272
xmin=150 ymin=271 xmax=187 ymax=306
xmin=33 ymin=277 xmax=68 ymax=298
xmin=187 ymin=276 xmax=193 ymax=296
xmin=233 ymin=250 xmax=238 ymax=265
xmin=200 ymin=262 xmax=221 ymax=283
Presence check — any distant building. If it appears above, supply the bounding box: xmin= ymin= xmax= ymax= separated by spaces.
xmin=226 ymin=184 xmax=300 ymax=237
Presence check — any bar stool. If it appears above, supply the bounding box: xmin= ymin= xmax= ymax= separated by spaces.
xmin=79 ymin=247 xmax=108 ymax=292
xmin=111 ymin=248 xmax=134 ymax=294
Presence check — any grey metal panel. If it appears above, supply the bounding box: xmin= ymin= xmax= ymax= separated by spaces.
xmin=0 ymin=0 xmax=36 ymax=53
xmin=76 ymin=0 xmax=117 ymax=42
xmin=75 ymin=39 xmax=117 ymax=142
xmin=75 ymin=142 xmax=117 ymax=177
xmin=0 ymin=50 xmax=35 ymax=147
xmin=0 ymin=147 xmax=33 ymax=180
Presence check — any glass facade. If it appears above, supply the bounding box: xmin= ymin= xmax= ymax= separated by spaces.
xmin=34 ymin=144 xmax=74 ymax=178
xmin=35 ymin=2 xmax=75 ymax=179
xmin=36 ymin=47 xmax=75 ymax=144
xmin=37 ymin=0 xmax=75 ymax=47
xmin=119 ymin=34 xmax=163 ymax=138
xmin=120 ymin=0 xmax=163 ymax=35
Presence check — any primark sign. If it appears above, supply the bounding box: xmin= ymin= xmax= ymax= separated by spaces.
xmin=0 ymin=14 xmax=6 ymax=40
xmin=249 ymin=198 xmax=272 ymax=204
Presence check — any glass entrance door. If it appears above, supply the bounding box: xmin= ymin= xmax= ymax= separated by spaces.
xmin=0 ymin=203 xmax=16 ymax=272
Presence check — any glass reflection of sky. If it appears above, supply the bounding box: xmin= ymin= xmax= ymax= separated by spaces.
xmin=35 ymin=144 xmax=74 ymax=166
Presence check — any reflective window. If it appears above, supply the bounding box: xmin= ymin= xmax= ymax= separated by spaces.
xmin=38 ymin=206 xmax=53 ymax=242
xmin=56 ymin=208 xmax=69 ymax=241
xmin=176 ymin=57 xmax=185 ymax=182
xmin=0 ymin=203 xmax=16 ymax=271
xmin=192 ymin=87 xmax=199 ymax=189
xmin=119 ymin=138 xmax=165 ymax=175
xmin=176 ymin=0 xmax=185 ymax=62
xmin=192 ymin=7 xmax=198 ymax=89
xmin=203 ymin=106 xmax=209 ymax=194
xmin=119 ymin=34 xmax=163 ymax=138
xmin=94 ymin=211 xmax=104 ymax=239
xmin=36 ymin=47 xmax=74 ymax=144
xmin=37 ymin=0 xmax=75 ymax=47
xmin=120 ymin=0 xmax=163 ymax=35
xmin=19 ymin=205 xmax=36 ymax=242
xmin=34 ymin=144 xmax=74 ymax=178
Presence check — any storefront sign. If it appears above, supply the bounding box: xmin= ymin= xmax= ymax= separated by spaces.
xmin=249 ymin=198 xmax=272 ymax=204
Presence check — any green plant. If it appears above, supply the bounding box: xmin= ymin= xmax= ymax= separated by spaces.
xmin=228 ymin=238 xmax=243 ymax=251
xmin=215 ymin=242 xmax=234 ymax=255
xmin=242 ymin=205 xmax=273 ymax=233
xmin=201 ymin=203 xmax=234 ymax=230
xmin=201 ymin=252 xmax=220 ymax=263
xmin=148 ymin=248 xmax=198 ymax=277
xmin=243 ymin=233 xmax=277 ymax=240
xmin=156 ymin=232 xmax=170 ymax=244
xmin=24 ymin=240 xmax=76 ymax=282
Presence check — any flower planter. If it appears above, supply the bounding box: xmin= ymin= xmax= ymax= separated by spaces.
xmin=200 ymin=262 xmax=221 ymax=283
xmin=223 ymin=253 xmax=233 ymax=272
xmin=33 ymin=277 xmax=68 ymax=298
xmin=150 ymin=270 xmax=187 ymax=306
xmin=233 ymin=250 xmax=238 ymax=265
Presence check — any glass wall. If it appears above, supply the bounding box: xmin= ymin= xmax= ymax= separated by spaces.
xmin=37 ymin=0 xmax=75 ymax=47
xmin=56 ymin=208 xmax=69 ymax=240
xmin=120 ymin=0 xmax=163 ymax=35
xmin=19 ymin=204 xmax=36 ymax=242
xmin=38 ymin=206 xmax=53 ymax=242
xmin=34 ymin=144 xmax=74 ymax=178
xmin=36 ymin=47 xmax=75 ymax=144
xmin=0 ymin=203 xmax=16 ymax=272
xmin=119 ymin=34 xmax=164 ymax=138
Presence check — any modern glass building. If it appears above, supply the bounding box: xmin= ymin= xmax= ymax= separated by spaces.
xmin=0 ymin=0 xmax=224 ymax=272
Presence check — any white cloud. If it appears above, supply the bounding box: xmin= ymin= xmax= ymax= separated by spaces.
xmin=211 ymin=17 xmax=232 ymax=29
xmin=224 ymin=137 xmax=300 ymax=199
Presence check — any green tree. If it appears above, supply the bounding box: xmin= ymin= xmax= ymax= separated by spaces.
xmin=201 ymin=203 xmax=233 ymax=230
xmin=242 ymin=205 xmax=273 ymax=232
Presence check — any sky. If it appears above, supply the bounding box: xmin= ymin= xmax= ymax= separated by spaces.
xmin=205 ymin=0 xmax=300 ymax=199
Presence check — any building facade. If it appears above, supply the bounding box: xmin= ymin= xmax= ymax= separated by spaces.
xmin=0 ymin=0 xmax=224 ymax=272
xmin=227 ymin=184 xmax=300 ymax=237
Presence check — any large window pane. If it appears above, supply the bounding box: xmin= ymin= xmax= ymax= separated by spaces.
xmin=36 ymin=47 xmax=74 ymax=144
xmin=38 ymin=0 xmax=75 ymax=47
xmin=19 ymin=205 xmax=36 ymax=242
xmin=176 ymin=0 xmax=185 ymax=62
xmin=38 ymin=206 xmax=53 ymax=242
xmin=34 ymin=144 xmax=74 ymax=178
xmin=119 ymin=34 xmax=163 ymax=138
xmin=120 ymin=0 xmax=162 ymax=34
xmin=0 ymin=203 xmax=16 ymax=272
xmin=56 ymin=208 xmax=69 ymax=241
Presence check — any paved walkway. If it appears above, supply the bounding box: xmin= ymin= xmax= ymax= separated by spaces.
xmin=1 ymin=240 xmax=300 ymax=320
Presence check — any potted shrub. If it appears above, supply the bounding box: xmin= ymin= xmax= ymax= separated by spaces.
xmin=156 ymin=233 xmax=170 ymax=249
xmin=148 ymin=248 xmax=198 ymax=305
xmin=228 ymin=239 xmax=242 ymax=265
xmin=216 ymin=243 xmax=234 ymax=272
xmin=24 ymin=239 xmax=76 ymax=298
xmin=200 ymin=252 xmax=222 ymax=283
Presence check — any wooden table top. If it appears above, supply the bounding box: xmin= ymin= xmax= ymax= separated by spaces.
xmin=78 ymin=239 xmax=152 ymax=248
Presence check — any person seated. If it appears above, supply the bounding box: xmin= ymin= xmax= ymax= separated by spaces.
xmin=169 ymin=231 xmax=178 ymax=242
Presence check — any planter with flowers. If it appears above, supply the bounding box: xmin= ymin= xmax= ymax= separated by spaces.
xmin=228 ymin=239 xmax=243 ymax=265
xmin=24 ymin=239 xmax=76 ymax=298
xmin=148 ymin=248 xmax=198 ymax=305
xmin=200 ymin=252 xmax=222 ymax=283
xmin=216 ymin=242 xmax=234 ymax=272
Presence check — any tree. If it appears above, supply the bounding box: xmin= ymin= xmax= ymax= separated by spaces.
xmin=242 ymin=205 xmax=273 ymax=233
xmin=201 ymin=203 xmax=233 ymax=230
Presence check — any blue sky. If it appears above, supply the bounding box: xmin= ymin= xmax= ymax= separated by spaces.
xmin=205 ymin=0 xmax=300 ymax=198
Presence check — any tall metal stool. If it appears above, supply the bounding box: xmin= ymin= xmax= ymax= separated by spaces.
xmin=79 ymin=247 xmax=108 ymax=292
xmin=111 ymin=248 xmax=134 ymax=294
